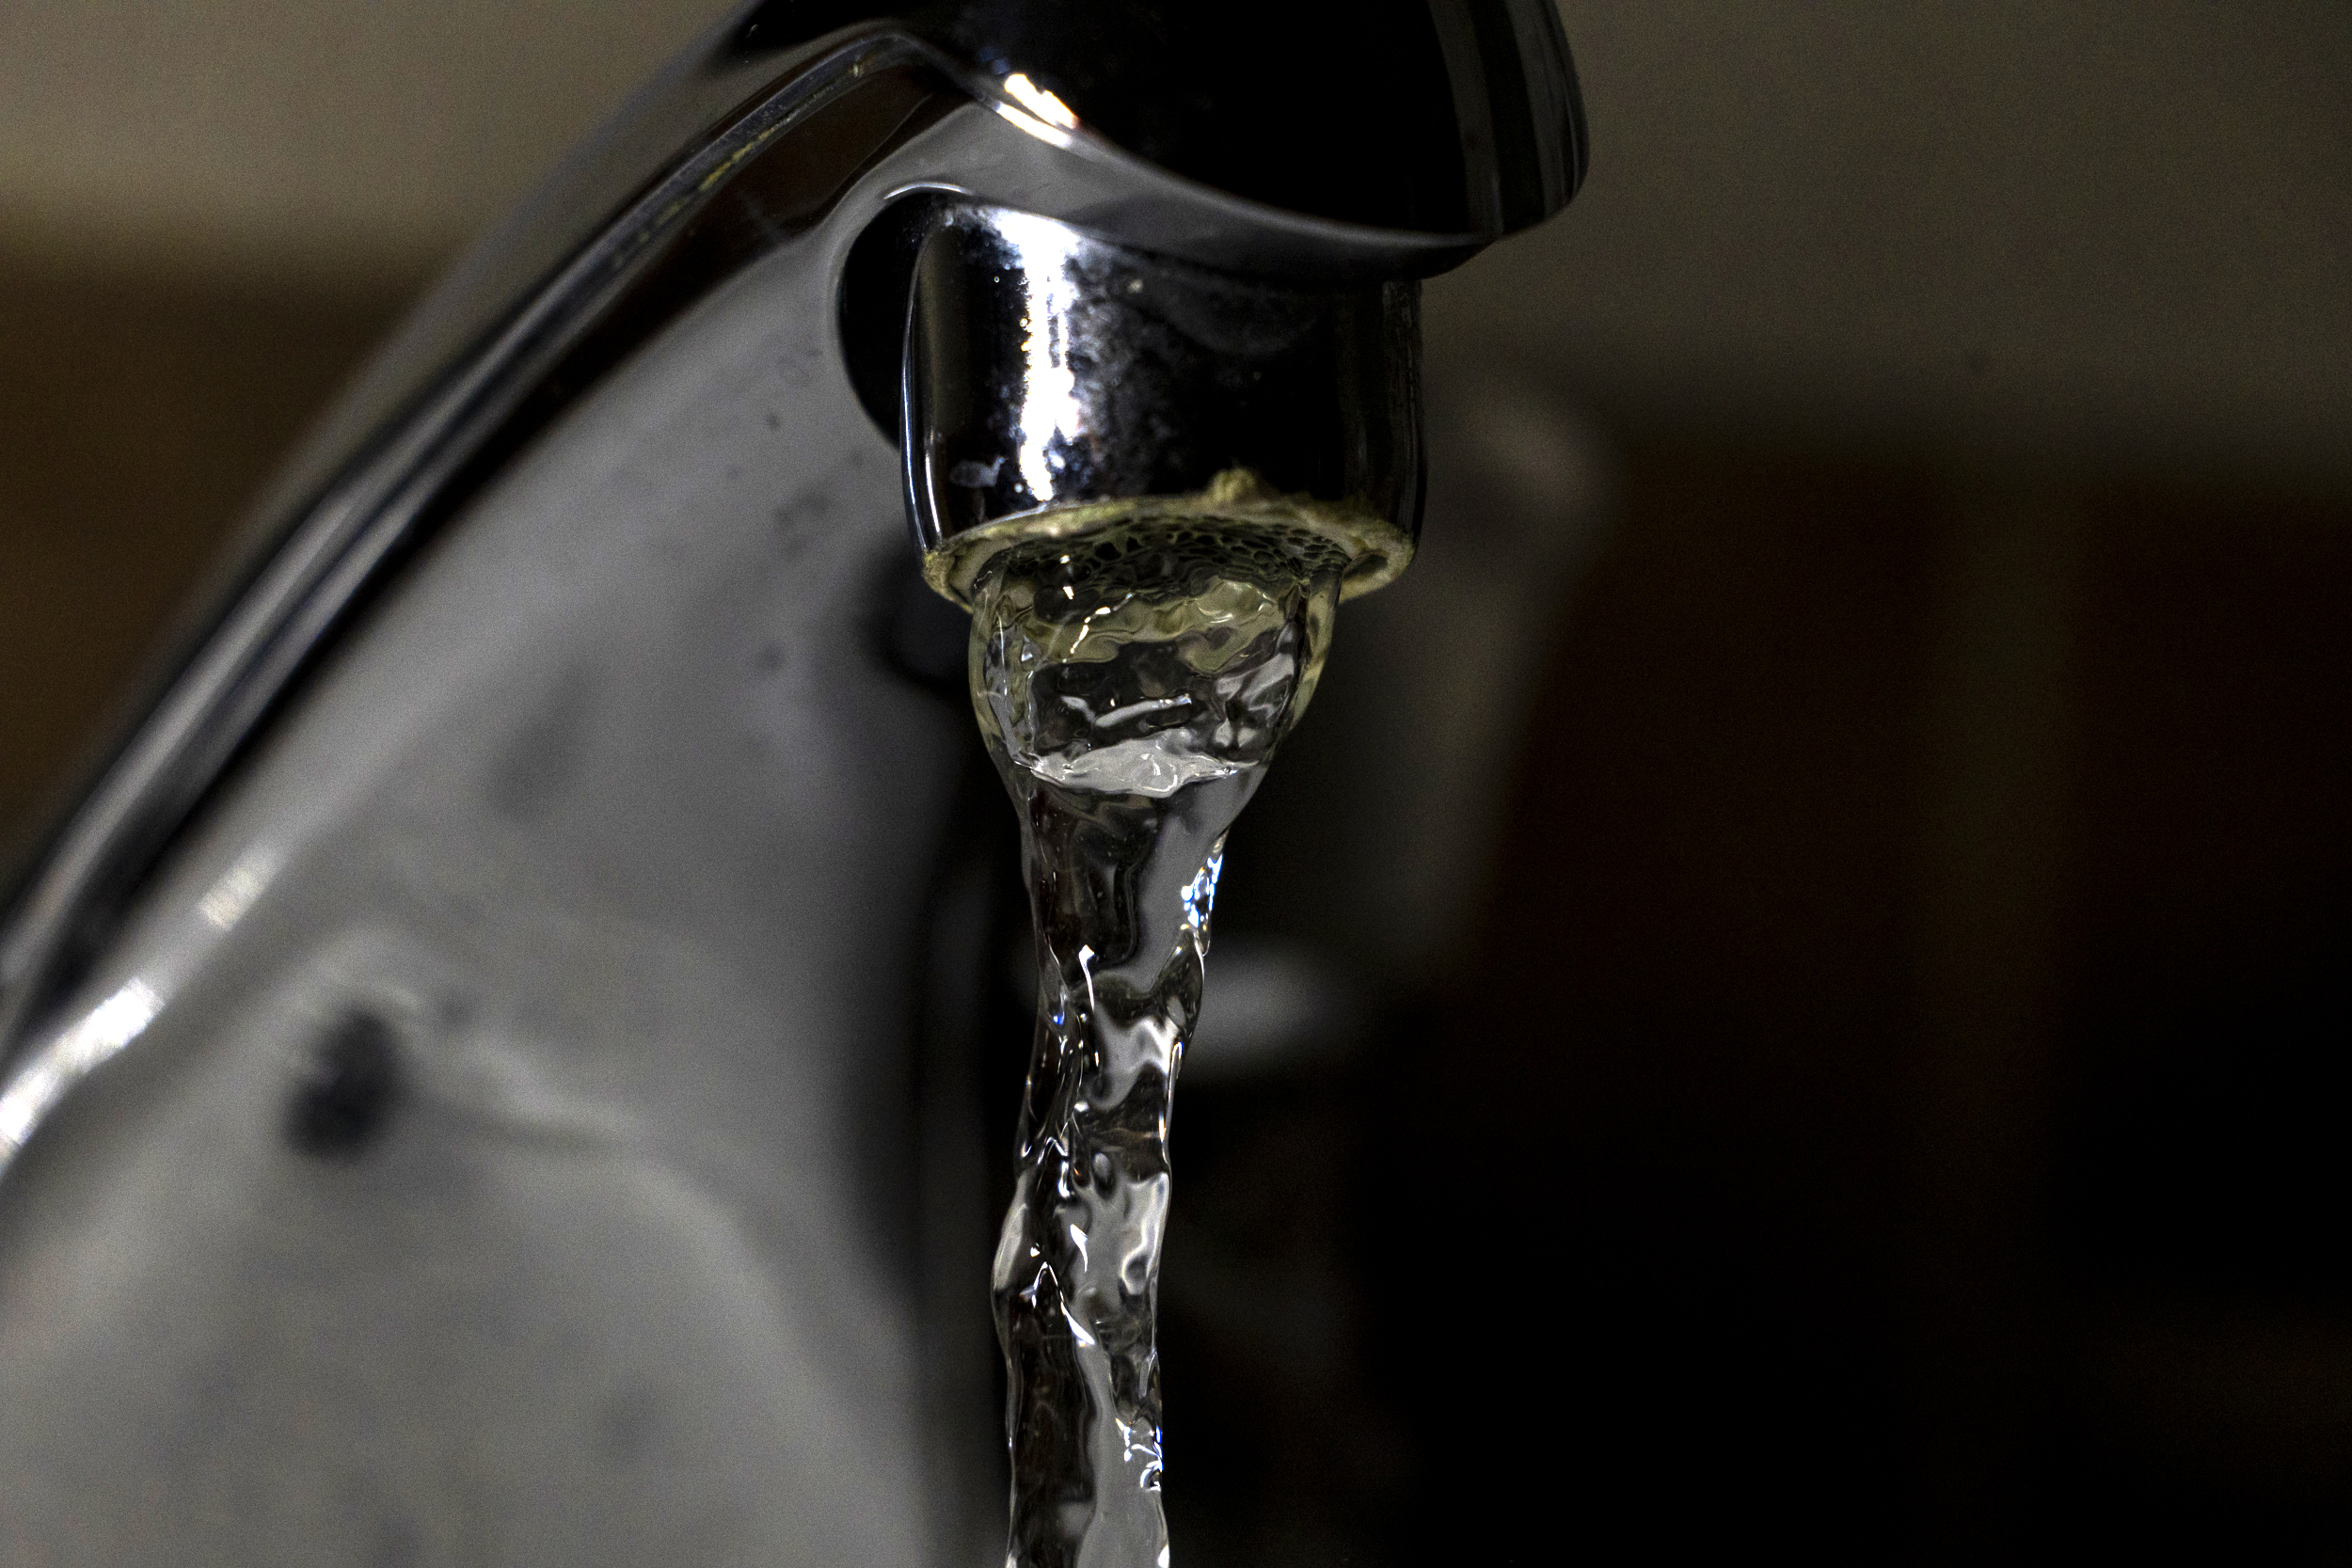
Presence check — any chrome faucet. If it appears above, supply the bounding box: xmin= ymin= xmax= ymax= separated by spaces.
xmin=0 ymin=5 xmax=1582 ymax=1560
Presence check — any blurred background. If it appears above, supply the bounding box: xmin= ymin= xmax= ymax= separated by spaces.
xmin=5 ymin=1 xmax=2349 ymax=1560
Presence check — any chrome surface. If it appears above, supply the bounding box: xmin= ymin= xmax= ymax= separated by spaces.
xmin=727 ymin=0 xmax=1588 ymax=241
xmin=0 ymin=1 xmax=1585 ymax=1560
xmin=903 ymin=204 xmax=1422 ymax=603
xmin=1 ymin=3 xmax=1584 ymax=1061
xmin=0 ymin=216 xmax=985 ymax=1559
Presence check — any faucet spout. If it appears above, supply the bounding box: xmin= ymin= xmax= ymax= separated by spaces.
xmin=901 ymin=204 xmax=1423 ymax=608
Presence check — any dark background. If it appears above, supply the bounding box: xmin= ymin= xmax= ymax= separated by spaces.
xmin=5 ymin=3 xmax=2349 ymax=1560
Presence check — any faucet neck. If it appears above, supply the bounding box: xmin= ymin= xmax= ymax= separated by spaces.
xmin=724 ymin=0 xmax=1588 ymax=241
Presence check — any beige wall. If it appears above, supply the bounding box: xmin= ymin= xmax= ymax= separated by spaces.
xmin=0 ymin=0 xmax=729 ymax=282
xmin=1452 ymin=1 xmax=2352 ymax=485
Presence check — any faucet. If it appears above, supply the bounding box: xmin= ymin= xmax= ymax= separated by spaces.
xmin=0 ymin=4 xmax=1582 ymax=1560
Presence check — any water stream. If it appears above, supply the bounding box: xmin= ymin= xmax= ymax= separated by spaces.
xmin=967 ymin=519 xmax=1349 ymax=1568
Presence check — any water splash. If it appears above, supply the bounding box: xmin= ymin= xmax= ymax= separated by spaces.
xmin=970 ymin=520 xmax=1344 ymax=1567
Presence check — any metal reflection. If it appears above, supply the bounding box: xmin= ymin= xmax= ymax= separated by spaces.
xmin=994 ymin=210 xmax=1091 ymax=506
xmin=998 ymin=71 xmax=1080 ymax=133
xmin=0 ymin=979 xmax=160 ymax=1165
xmin=197 ymin=842 xmax=281 ymax=931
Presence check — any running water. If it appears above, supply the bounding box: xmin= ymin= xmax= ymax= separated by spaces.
xmin=968 ymin=518 xmax=1348 ymax=1568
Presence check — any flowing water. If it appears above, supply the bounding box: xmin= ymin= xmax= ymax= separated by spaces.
xmin=966 ymin=518 xmax=1351 ymax=1568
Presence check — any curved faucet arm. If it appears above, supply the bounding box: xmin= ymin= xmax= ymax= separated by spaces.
xmin=725 ymin=0 xmax=1589 ymax=238
xmin=0 ymin=3 xmax=1581 ymax=1067
xmin=244 ymin=0 xmax=1583 ymax=582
